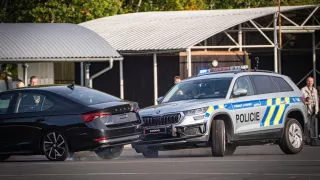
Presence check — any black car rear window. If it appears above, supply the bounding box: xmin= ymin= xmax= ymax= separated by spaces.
xmin=61 ymin=87 xmax=120 ymax=105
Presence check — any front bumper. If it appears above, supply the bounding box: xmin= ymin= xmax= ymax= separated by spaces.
xmin=132 ymin=122 xmax=208 ymax=148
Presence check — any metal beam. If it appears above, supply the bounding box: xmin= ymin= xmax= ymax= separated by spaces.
xmin=187 ymin=48 xmax=192 ymax=77
xmin=80 ymin=62 xmax=84 ymax=86
xmin=313 ymin=32 xmax=317 ymax=87
xmin=250 ymin=20 xmax=274 ymax=45
xmin=301 ymin=6 xmax=319 ymax=26
xmin=22 ymin=64 xmax=28 ymax=85
xmin=153 ymin=53 xmax=158 ymax=105
xmin=191 ymin=45 xmax=274 ymax=49
xmin=280 ymin=14 xmax=299 ymax=26
xmin=238 ymin=24 xmax=243 ymax=51
xmin=119 ymin=59 xmax=124 ymax=99
xmin=84 ymin=62 xmax=90 ymax=87
xmin=223 ymin=31 xmax=239 ymax=46
xmin=273 ymin=13 xmax=278 ymax=73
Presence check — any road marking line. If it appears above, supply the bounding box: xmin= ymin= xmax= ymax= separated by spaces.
xmin=1 ymin=172 xmax=320 ymax=177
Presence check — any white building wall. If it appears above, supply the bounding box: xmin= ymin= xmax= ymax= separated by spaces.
xmin=18 ymin=63 xmax=54 ymax=85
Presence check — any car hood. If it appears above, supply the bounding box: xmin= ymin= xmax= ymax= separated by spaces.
xmin=139 ymin=98 xmax=224 ymax=117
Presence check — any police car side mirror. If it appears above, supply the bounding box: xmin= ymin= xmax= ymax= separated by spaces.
xmin=157 ymin=96 xmax=164 ymax=104
xmin=233 ymin=88 xmax=247 ymax=97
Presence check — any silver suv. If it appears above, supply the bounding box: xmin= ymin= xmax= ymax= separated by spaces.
xmin=132 ymin=66 xmax=308 ymax=158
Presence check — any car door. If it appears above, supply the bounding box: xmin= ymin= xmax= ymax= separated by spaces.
xmin=229 ymin=75 xmax=262 ymax=136
xmin=251 ymin=75 xmax=291 ymax=131
xmin=0 ymin=92 xmax=18 ymax=152
xmin=1 ymin=91 xmax=55 ymax=153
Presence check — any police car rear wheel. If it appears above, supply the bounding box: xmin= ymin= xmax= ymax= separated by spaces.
xmin=211 ymin=119 xmax=226 ymax=157
xmin=279 ymin=118 xmax=303 ymax=154
xmin=142 ymin=148 xmax=159 ymax=158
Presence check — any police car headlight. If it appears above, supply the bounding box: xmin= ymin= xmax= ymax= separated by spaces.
xmin=183 ymin=107 xmax=209 ymax=116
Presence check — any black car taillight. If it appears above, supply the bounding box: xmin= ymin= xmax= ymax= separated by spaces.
xmin=82 ymin=112 xmax=111 ymax=123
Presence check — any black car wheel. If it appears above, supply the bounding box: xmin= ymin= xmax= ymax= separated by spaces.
xmin=142 ymin=148 xmax=159 ymax=158
xmin=95 ymin=146 xmax=124 ymax=160
xmin=0 ymin=155 xmax=10 ymax=162
xmin=42 ymin=131 xmax=69 ymax=161
xmin=211 ymin=119 xmax=226 ymax=157
xmin=279 ymin=118 xmax=304 ymax=154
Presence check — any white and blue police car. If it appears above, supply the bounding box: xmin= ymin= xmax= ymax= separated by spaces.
xmin=132 ymin=65 xmax=308 ymax=158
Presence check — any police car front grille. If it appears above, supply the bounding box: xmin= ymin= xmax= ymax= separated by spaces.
xmin=142 ymin=113 xmax=181 ymax=126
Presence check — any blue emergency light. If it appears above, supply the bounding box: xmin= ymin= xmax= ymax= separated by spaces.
xmin=198 ymin=65 xmax=249 ymax=75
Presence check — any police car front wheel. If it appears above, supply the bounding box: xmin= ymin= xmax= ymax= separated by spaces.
xmin=279 ymin=118 xmax=304 ymax=154
xmin=211 ymin=119 xmax=227 ymax=157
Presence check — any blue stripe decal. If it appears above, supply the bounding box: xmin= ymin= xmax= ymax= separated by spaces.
xmin=279 ymin=104 xmax=290 ymax=125
xmin=270 ymin=105 xmax=280 ymax=126
xmin=224 ymin=104 xmax=233 ymax=110
xmin=272 ymin=98 xmax=276 ymax=105
xmin=281 ymin=97 xmax=285 ymax=102
xmin=213 ymin=105 xmax=219 ymax=110
xmin=205 ymin=112 xmax=210 ymax=117
xmin=260 ymin=99 xmax=268 ymax=106
xmin=231 ymin=100 xmax=260 ymax=110
xmin=260 ymin=106 xmax=271 ymax=127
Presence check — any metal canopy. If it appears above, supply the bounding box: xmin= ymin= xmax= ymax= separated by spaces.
xmin=80 ymin=5 xmax=316 ymax=52
xmin=0 ymin=23 xmax=122 ymax=62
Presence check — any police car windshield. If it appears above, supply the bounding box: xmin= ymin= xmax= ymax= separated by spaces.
xmin=162 ymin=77 xmax=232 ymax=103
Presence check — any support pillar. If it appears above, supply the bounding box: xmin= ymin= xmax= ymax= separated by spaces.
xmin=273 ymin=13 xmax=278 ymax=73
xmin=80 ymin=62 xmax=84 ymax=86
xmin=153 ymin=53 xmax=158 ymax=105
xmin=187 ymin=48 xmax=192 ymax=77
xmin=238 ymin=24 xmax=243 ymax=52
xmin=22 ymin=63 xmax=29 ymax=85
xmin=313 ymin=32 xmax=317 ymax=87
xmin=84 ymin=62 xmax=90 ymax=88
xmin=120 ymin=59 xmax=124 ymax=99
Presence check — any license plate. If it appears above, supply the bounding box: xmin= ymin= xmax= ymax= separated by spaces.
xmin=144 ymin=127 xmax=166 ymax=135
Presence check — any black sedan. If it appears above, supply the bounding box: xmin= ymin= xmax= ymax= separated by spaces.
xmin=0 ymin=84 xmax=141 ymax=161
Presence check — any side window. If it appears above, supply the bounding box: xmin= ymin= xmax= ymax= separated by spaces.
xmin=251 ymin=75 xmax=279 ymax=94
xmin=271 ymin=76 xmax=293 ymax=92
xmin=232 ymin=76 xmax=255 ymax=96
xmin=15 ymin=93 xmax=54 ymax=113
xmin=0 ymin=94 xmax=14 ymax=114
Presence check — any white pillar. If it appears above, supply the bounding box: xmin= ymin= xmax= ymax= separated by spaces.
xmin=80 ymin=62 xmax=84 ymax=86
xmin=120 ymin=59 xmax=124 ymax=99
xmin=238 ymin=24 xmax=243 ymax=52
xmin=313 ymin=32 xmax=317 ymax=87
xmin=22 ymin=63 xmax=28 ymax=85
xmin=187 ymin=48 xmax=192 ymax=77
xmin=279 ymin=49 xmax=282 ymax=74
xmin=153 ymin=53 xmax=158 ymax=105
xmin=85 ymin=63 xmax=90 ymax=88
xmin=273 ymin=13 xmax=278 ymax=73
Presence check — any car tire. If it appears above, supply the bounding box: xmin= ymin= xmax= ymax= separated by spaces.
xmin=279 ymin=118 xmax=304 ymax=154
xmin=225 ymin=144 xmax=237 ymax=156
xmin=0 ymin=155 xmax=10 ymax=161
xmin=42 ymin=130 xmax=69 ymax=161
xmin=95 ymin=145 xmax=124 ymax=160
xmin=142 ymin=148 xmax=159 ymax=158
xmin=211 ymin=119 xmax=226 ymax=157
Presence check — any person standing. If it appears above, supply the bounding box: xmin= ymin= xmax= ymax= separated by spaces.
xmin=301 ymin=77 xmax=319 ymax=145
xmin=28 ymin=76 xmax=38 ymax=86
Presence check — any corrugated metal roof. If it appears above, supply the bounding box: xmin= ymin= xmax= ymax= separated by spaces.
xmin=0 ymin=23 xmax=121 ymax=62
xmin=80 ymin=5 xmax=316 ymax=51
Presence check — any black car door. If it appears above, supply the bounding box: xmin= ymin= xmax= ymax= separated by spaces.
xmin=0 ymin=92 xmax=18 ymax=153
xmin=0 ymin=91 xmax=55 ymax=154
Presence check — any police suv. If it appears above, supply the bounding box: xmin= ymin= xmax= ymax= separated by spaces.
xmin=132 ymin=65 xmax=308 ymax=158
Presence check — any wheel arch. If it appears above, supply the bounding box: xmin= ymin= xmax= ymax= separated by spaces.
xmin=284 ymin=109 xmax=305 ymax=132
xmin=209 ymin=112 xmax=234 ymax=143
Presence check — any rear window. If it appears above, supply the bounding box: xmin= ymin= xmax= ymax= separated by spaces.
xmin=271 ymin=76 xmax=293 ymax=92
xmin=62 ymin=87 xmax=120 ymax=105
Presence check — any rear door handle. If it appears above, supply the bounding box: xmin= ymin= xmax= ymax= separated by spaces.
xmin=36 ymin=118 xmax=45 ymax=123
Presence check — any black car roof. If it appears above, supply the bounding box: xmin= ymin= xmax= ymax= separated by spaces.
xmin=5 ymin=84 xmax=84 ymax=94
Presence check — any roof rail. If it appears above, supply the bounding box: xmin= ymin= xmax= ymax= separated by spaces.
xmin=234 ymin=69 xmax=278 ymax=74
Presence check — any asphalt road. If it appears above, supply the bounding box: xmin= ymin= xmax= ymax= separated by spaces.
xmin=1 ymin=145 xmax=320 ymax=180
